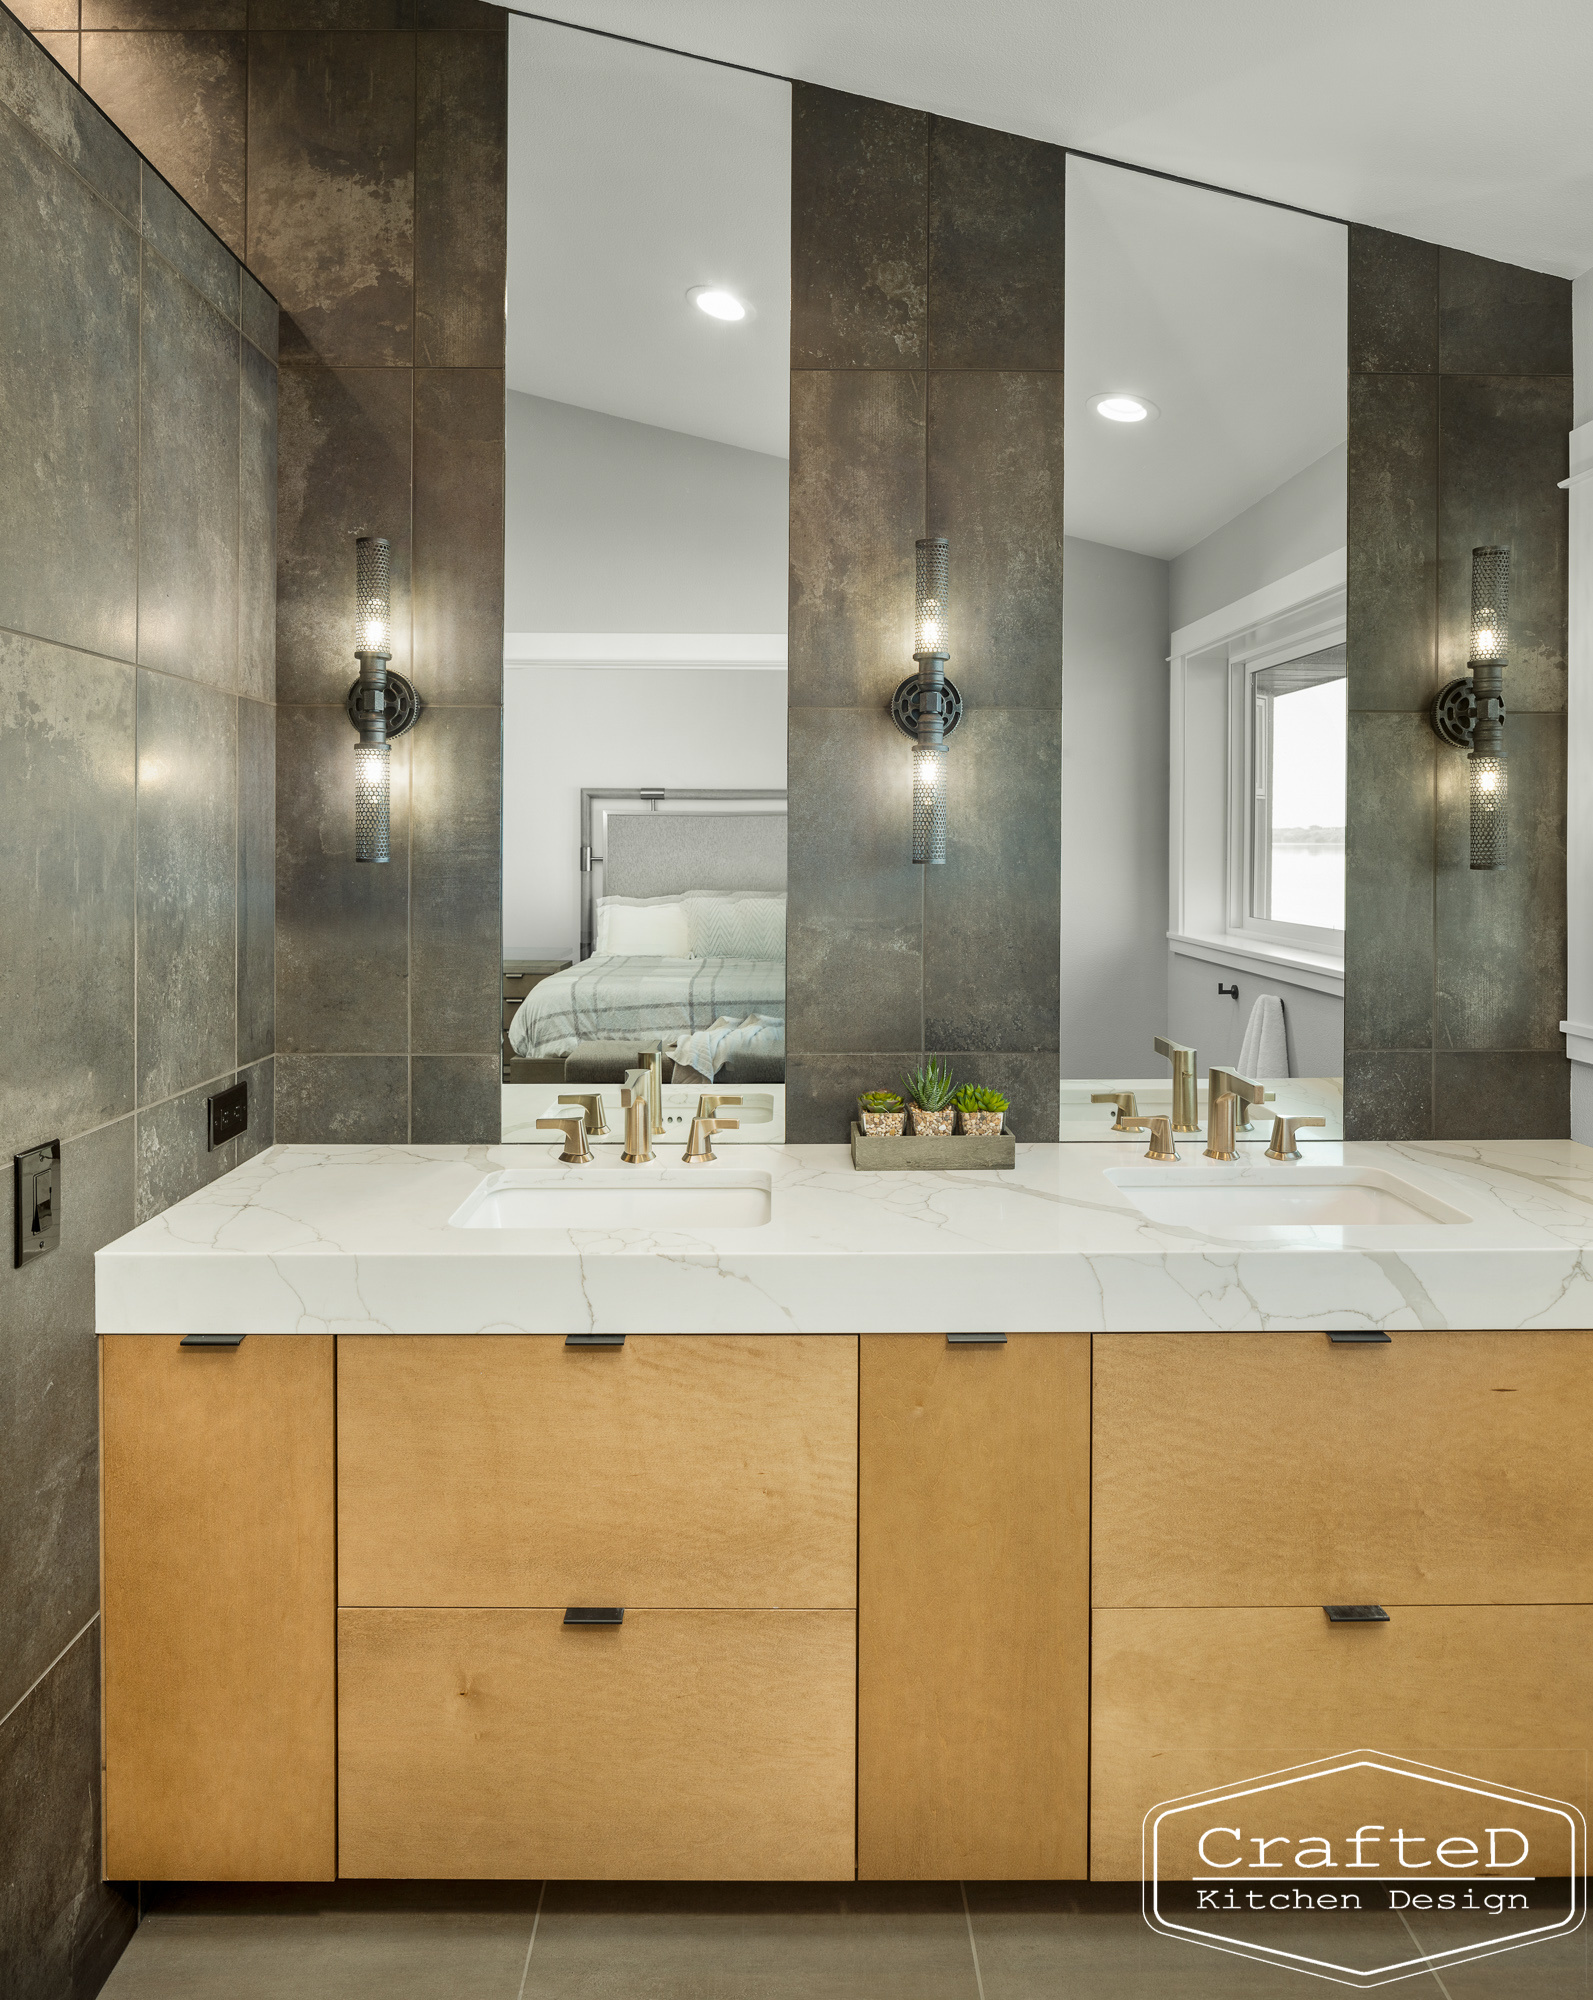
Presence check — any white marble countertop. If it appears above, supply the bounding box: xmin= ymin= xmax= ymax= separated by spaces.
xmin=93 ymin=1138 xmax=1593 ymax=1335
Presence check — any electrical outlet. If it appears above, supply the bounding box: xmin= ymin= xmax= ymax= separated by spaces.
xmin=14 ymin=1140 xmax=61 ymax=1268
xmin=207 ymin=1081 xmax=249 ymax=1151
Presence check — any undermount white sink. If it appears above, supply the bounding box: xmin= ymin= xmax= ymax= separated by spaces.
xmin=1107 ymin=1165 xmax=1472 ymax=1231
xmin=450 ymin=1169 xmax=772 ymax=1231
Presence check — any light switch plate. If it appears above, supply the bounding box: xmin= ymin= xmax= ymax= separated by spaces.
xmin=14 ymin=1140 xmax=61 ymax=1268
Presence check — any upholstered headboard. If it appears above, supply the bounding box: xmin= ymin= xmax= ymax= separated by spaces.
xmin=603 ymin=811 xmax=787 ymax=899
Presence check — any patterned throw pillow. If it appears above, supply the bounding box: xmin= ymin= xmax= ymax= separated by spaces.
xmin=684 ymin=893 xmax=786 ymax=961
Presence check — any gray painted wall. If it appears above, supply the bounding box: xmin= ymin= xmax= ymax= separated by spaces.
xmin=1060 ymin=536 xmax=1170 ymax=1075
xmin=1168 ymin=956 xmax=1343 ymax=1077
xmin=1575 ymin=267 xmax=1593 ymax=427
xmin=0 ymin=17 xmax=276 ymax=1989
xmin=1169 ymin=443 xmax=1346 ymax=632
xmin=506 ymin=391 xmax=788 ymax=634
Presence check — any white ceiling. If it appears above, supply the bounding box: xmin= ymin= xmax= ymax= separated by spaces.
xmin=507 ymin=17 xmax=791 ymax=457
xmin=497 ymin=0 xmax=1593 ymax=280
xmin=1065 ymin=157 xmax=1347 ymax=558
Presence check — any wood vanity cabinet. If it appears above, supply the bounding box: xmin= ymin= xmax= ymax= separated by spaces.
xmin=100 ymin=1334 xmax=336 ymax=1881
xmin=857 ymin=1333 xmax=1091 ymax=1879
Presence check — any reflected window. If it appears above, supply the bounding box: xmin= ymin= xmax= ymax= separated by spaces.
xmin=1246 ymin=644 xmax=1346 ymax=941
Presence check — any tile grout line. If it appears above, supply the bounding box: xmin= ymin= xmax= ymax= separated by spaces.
xmin=0 ymin=1615 xmax=98 ymax=1739
xmin=1397 ymin=1911 xmax=1455 ymax=1997
xmin=960 ymin=1881 xmax=987 ymax=2000
xmin=515 ymin=1879 xmax=546 ymax=2000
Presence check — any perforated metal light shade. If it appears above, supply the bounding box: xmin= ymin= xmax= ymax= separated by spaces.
xmin=354 ymin=741 xmax=390 ymax=865
xmin=356 ymin=535 xmax=391 ymax=657
xmin=912 ymin=744 xmax=947 ymax=866
xmin=1469 ymin=544 xmax=1509 ymax=664
xmin=914 ymin=538 xmax=949 ymax=659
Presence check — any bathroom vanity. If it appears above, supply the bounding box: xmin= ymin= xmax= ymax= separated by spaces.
xmin=95 ymin=1140 xmax=1593 ymax=1885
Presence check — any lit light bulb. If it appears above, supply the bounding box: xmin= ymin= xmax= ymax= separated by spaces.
xmin=355 ymin=535 xmax=392 ymax=658
xmin=912 ymin=743 xmax=947 ymax=866
xmin=355 ymin=741 xmax=391 ymax=864
xmin=1473 ymin=621 xmax=1500 ymax=658
xmin=1089 ymin=393 xmax=1158 ymax=424
xmin=1475 ymin=766 xmax=1499 ymax=794
xmin=691 ymin=287 xmax=747 ymax=321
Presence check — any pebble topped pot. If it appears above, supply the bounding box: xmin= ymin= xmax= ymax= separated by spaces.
xmin=958 ymin=1110 xmax=1003 ymax=1137
xmin=858 ymin=1102 xmax=906 ymax=1137
xmin=908 ymin=1105 xmax=955 ymax=1136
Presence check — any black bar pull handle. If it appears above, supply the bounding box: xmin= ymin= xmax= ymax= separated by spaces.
xmin=1324 ymin=1605 xmax=1389 ymax=1622
xmin=180 ymin=1333 xmax=245 ymax=1348
xmin=566 ymin=1332 xmax=625 ymax=1348
xmin=564 ymin=1607 xmax=624 ymax=1626
xmin=1328 ymin=1332 xmax=1391 ymax=1345
xmin=947 ymin=1333 xmax=1006 ymax=1345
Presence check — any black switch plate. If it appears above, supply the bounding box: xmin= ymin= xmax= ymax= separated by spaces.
xmin=14 ymin=1140 xmax=61 ymax=1268
xmin=207 ymin=1081 xmax=248 ymax=1151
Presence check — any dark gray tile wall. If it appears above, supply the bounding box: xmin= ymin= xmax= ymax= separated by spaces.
xmin=0 ymin=15 xmax=276 ymax=1988
xmin=788 ymin=89 xmax=1063 ymax=1140
xmin=1345 ymin=225 xmax=1571 ymax=1139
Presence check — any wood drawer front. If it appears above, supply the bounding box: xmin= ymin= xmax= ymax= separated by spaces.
xmin=1091 ymin=1605 xmax=1593 ymax=1879
xmin=338 ymin=1607 xmax=856 ymax=1878
xmin=101 ymin=1334 xmax=336 ymax=1881
xmin=338 ymin=1334 xmax=857 ymax=1609
xmin=1093 ymin=1331 xmax=1593 ymax=1607
xmin=858 ymin=1332 xmax=1090 ymax=1879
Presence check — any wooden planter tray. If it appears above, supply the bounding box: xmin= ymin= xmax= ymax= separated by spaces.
xmin=849 ymin=1122 xmax=1016 ymax=1172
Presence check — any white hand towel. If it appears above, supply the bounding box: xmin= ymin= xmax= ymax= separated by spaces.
xmin=1236 ymin=993 xmax=1289 ymax=1077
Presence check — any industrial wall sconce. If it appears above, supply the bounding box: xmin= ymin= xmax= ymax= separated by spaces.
xmin=346 ymin=536 xmax=420 ymax=864
xmin=889 ymin=537 xmax=962 ymax=864
xmin=1431 ymin=544 xmax=1509 ymax=871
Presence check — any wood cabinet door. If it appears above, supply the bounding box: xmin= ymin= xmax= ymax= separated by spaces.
xmin=338 ymin=1607 xmax=855 ymax=1879
xmin=1093 ymin=1331 xmax=1593 ymax=1608
xmin=101 ymin=1334 xmax=335 ymax=1880
xmin=857 ymin=1333 xmax=1090 ymax=1880
xmin=337 ymin=1334 xmax=857 ymax=1610
xmin=1091 ymin=1604 xmax=1593 ymax=1879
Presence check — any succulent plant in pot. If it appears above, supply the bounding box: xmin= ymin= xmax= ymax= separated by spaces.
xmin=902 ymin=1059 xmax=957 ymax=1136
xmin=952 ymin=1083 xmax=1008 ymax=1137
xmin=857 ymin=1089 xmax=906 ymax=1138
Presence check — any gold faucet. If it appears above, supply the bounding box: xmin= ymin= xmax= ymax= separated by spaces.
xmin=536 ymin=1112 xmax=594 ymax=1164
xmin=636 ymin=1048 xmax=665 ymax=1131
xmin=1265 ymin=1114 xmax=1326 ymax=1161
xmin=1153 ymin=1037 xmax=1199 ymax=1131
xmin=683 ymin=1115 xmax=739 ymax=1165
xmin=1122 ymin=1114 xmax=1179 ymax=1161
xmin=1203 ymin=1093 xmax=1239 ymax=1162
xmin=620 ymin=1074 xmax=654 ymax=1164
xmin=558 ymin=1091 xmax=608 ymax=1138
xmin=1091 ymin=1090 xmax=1140 ymax=1131
xmin=1209 ymin=1068 xmax=1272 ymax=1132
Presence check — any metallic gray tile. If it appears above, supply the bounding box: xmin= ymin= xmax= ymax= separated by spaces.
xmin=0 ymin=1116 xmax=132 ymax=1719
xmin=235 ymin=1054 xmax=274 ymax=1164
xmin=1439 ymin=247 xmax=1573 ymax=377
xmin=135 ymin=1072 xmax=237 ymax=1223
xmin=29 ymin=30 xmax=78 ymax=76
xmin=135 ymin=669 xmax=236 ymax=1105
xmin=415 ymin=31 xmax=506 ymax=369
xmin=17 ymin=0 xmax=76 ymax=29
xmin=84 ymin=0 xmax=244 ymax=24
xmin=0 ymin=98 xmax=139 ymax=664
xmin=140 ymin=158 xmax=237 ymax=322
xmin=248 ymin=0 xmax=415 ymax=24
xmin=0 ymin=1630 xmax=138 ymax=2000
xmin=1346 ymin=371 xmax=1437 ymax=711
xmin=787 ymin=708 xmax=924 ymax=1055
xmin=1437 ymin=374 xmax=1570 ymax=713
xmin=926 ymin=372 xmax=1064 ymax=708
xmin=789 ymin=369 xmax=925 ymax=709
xmin=239 ymin=338 xmax=278 ymax=705
xmin=411 ymin=1055 xmax=498 ymax=1143
xmin=930 ymin=1048 xmax=1059 ymax=1144
xmin=927 ymin=116 xmax=1065 ymax=372
xmin=0 ymin=5 xmax=140 ymax=221
xmin=1343 ymin=1049 xmax=1433 ymax=1142
xmin=413 ymin=369 xmax=504 ymax=703
xmin=246 ymin=30 xmax=416 ymax=364
xmin=139 ymin=251 xmax=240 ymax=691
xmin=1343 ymin=713 xmax=1434 ymax=1053
xmin=786 ymin=1052 xmax=926 ymax=1147
xmin=923 ymin=708 xmax=1060 ymax=1055
xmin=0 ymin=633 xmax=135 ymax=1162
xmin=1435 ymin=711 xmax=1566 ymax=1053
xmin=274 ymin=703 xmax=410 ymax=1054
xmin=410 ymin=706 xmax=500 ymax=1055
xmin=791 ymin=82 xmax=926 ymax=370
xmin=275 ymin=363 xmax=413 ymax=705
xmin=237 ymin=695 xmax=275 ymax=1066
xmin=415 ymin=0 xmax=506 ymax=25
xmin=80 ymin=28 xmax=247 ymax=255
xmin=1434 ymin=1050 xmax=1570 ymax=1142
xmin=241 ymin=266 xmax=279 ymax=360
xmin=1348 ymin=224 xmax=1437 ymax=375
xmin=274 ymin=1053 xmax=409 ymax=1144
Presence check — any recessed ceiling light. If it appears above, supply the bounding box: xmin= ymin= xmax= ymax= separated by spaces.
xmin=1089 ymin=393 xmax=1158 ymax=424
xmin=689 ymin=286 xmax=748 ymax=322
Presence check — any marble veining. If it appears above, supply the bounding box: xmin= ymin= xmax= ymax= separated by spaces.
xmin=93 ymin=1138 xmax=1593 ymax=1336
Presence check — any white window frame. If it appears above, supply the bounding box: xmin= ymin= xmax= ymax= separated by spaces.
xmin=1168 ymin=550 xmax=1347 ymax=998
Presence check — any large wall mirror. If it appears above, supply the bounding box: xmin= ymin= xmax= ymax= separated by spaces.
xmin=1061 ymin=158 xmax=1348 ymax=1142
xmin=499 ymin=22 xmax=791 ymax=1145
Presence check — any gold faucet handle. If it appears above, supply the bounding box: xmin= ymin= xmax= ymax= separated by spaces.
xmin=696 ymin=1093 xmax=743 ymax=1120
xmin=1265 ymin=1114 xmax=1326 ymax=1161
xmin=682 ymin=1116 xmax=738 ymax=1165
xmin=558 ymin=1091 xmax=609 ymax=1138
xmin=1121 ymin=1115 xmax=1178 ymax=1162
xmin=619 ymin=1085 xmax=654 ymax=1164
xmin=1153 ymin=1036 xmax=1195 ymax=1062
xmin=535 ymin=1114 xmax=594 ymax=1165
xmin=1091 ymin=1090 xmax=1140 ymax=1130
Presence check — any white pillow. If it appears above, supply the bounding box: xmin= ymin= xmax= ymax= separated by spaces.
xmin=684 ymin=892 xmax=786 ymax=961
xmin=594 ymin=894 xmax=689 ymax=957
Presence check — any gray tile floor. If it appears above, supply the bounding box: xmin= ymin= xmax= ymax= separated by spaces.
xmin=97 ymin=1881 xmax=1592 ymax=1998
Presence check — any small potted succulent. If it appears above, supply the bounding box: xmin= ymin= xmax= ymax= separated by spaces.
xmin=857 ymin=1089 xmax=906 ymax=1137
xmin=953 ymin=1084 xmax=1008 ymax=1137
xmin=902 ymin=1058 xmax=956 ymax=1136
